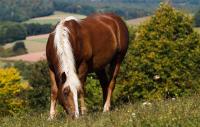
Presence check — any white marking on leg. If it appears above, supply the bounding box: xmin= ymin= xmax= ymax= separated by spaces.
xmin=49 ymin=100 xmax=56 ymax=120
xmin=73 ymin=90 xmax=79 ymax=118
xmin=103 ymin=101 xmax=110 ymax=112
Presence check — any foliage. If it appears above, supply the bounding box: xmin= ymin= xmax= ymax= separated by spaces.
xmin=0 ymin=22 xmax=27 ymax=44
xmin=0 ymin=41 xmax=27 ymax=57
xmin=84 ymin=74 xmax=102 ymax=111
xmin=19 ymin=61 xmax=50 ymax=110
xmin=0 ymin=0 xmax=54 ymax=22
xmin=13 ymin=41 xmax=27 ymax=53
xmin=54 ymin=0 xmax=200 ymax=16
xmin=53 ymin=1 xmax=96 ymax=15
xmin=0 ymin=67 xmax=29 ymax=115
xmin=24 ymin=23 xmax=53 ymax=36
xmin=53 ymin=0 xmax=150 ymax=19
xmin=0 ymin=0 xmax=199 ymax=23
xmin=0 ymin=22 xmax=53 ymax=44
xmin=13 ymin=61 xmax=50 ymax=110
xmin=118 ymin=4 xmax=200 ymax=101
xmin=194 ymin=9 xmax=200 ymax=27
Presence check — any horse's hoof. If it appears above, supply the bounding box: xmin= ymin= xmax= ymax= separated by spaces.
xmin=103 ymin=105 xmax=110 ymax=112
xmin=80 ymin=107 xmax=87 ymax=115
xmin=81 ymin=110 xmax=87 ymax=115
xmin=47 ymin=115 xmax=55 ymax=121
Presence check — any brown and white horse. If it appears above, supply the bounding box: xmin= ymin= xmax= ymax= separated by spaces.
xmin=46 ymin=13 xmax=129 ymax=119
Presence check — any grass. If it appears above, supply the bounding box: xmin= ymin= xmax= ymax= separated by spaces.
xmin=194 ymin=27 xmax=200 ymax=34
xmin=24 ymin=11 xmax=86 ymax=25
xmin=1 ymin=94 xmax=200 ymax=127
xmin=3 ymin=35 xmax=48 ymax=53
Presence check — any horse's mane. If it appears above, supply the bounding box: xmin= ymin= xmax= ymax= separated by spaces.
xmin=54 ymin=17 xmax=81 ymax=86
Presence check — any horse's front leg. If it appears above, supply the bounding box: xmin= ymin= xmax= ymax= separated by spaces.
xmin=48 ymin=69 xmax=58 ymax=120
xmin=78 ymin=62 xmax=88 ymax=115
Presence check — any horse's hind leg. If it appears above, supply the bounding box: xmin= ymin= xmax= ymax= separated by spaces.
xmin=96 ymin=69 xmax=109 ymax=105
xmin=48 ymin=69 xmax=58 ymax=120
xmin=103 ymin=58 xmax=121 ymax=112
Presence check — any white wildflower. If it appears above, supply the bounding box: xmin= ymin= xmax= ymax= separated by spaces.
xmin=142 ymin=101 xmax=152 ymax=107
xmin=132 ymin=112 xmax=136 ymax=118
xmin=153 ymin=75 xmax=160 ymax=80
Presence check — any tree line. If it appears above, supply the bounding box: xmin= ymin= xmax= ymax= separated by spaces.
xmin=0 ymin=0 xmax=199 ymax=23
xmin=0 ymin=22 xmax=52 ymax=44
xmin=0 ymin=0 xmax=54 ymax=22
xmin=0 ymin=0 xmax=151 ymax=22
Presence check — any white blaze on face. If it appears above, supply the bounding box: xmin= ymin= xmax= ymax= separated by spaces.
xmin=54 ymin=16 xmax=81 ymax=117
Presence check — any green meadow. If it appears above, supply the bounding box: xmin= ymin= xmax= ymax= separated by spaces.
xmin=1 ymin=93 xmax=200 ymax=127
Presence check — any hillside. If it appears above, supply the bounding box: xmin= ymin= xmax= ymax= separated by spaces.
xmin=24 ymin=11 xmax=86 ymax=25
xmin=2 ymin=14 xmax=200 ymax=62
xmin=1 ymin=93 xmax=200 ymax=127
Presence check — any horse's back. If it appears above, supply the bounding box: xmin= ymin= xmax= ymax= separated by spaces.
xmin=79 ymin=13 xmax=129 ymax=70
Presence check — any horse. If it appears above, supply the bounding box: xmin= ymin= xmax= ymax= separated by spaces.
xmin=46 ymin=13 xmax=129 ymax=119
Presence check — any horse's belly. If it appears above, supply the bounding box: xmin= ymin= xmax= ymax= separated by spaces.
xmin=91 ymin=48 xmax=116 ymax=71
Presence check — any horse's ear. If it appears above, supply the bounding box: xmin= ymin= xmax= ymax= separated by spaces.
xmin=61 ymin=72 xmax=67 ymax=84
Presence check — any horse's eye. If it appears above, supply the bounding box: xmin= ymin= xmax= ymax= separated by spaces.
xmin=63 ymin=91 xmax=68 ymax=96
xmin=63 ymin=87 xmax=70 ymax=96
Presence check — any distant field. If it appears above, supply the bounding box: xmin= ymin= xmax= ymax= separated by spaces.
xmin=24 ymin=11 xmax=86 ymax=25
xmin=126 ymin=16 xmax=150 ymax=26
xmin=0 ymin=34 xmax=48 ymax=62
xmin=3 ymin=34 xmax=48 ymax=53
xmin=194 ymin=27 xmax=200 ymax=34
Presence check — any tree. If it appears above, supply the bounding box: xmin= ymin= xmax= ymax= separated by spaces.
xmin=0 ymin=22 xmax=27 ymax=44
xmin=0 ymin=0 xmax=54 ymax=22
xmin=194 ymin=10 xmax=200 ymax=27
xmin=118 ymin=4 xmax=200 ymax=102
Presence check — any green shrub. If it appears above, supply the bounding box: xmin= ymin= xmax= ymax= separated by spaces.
xmin=0 ymin=41 xmax=27 ymax=57
xmin=0 ymin=22 xmax=27 ymax=44
xmin=118 ymin=4 xmax=200 ymax=102
xmin=24 ymin=23 xmax=53 ymax=36
xmin=14 ymin=61 xmax=50 ymax=110
xmin=0 ymin=67 xmax=29 ymax=115
xmin=84 ymin=74 xmax=102 ymax=111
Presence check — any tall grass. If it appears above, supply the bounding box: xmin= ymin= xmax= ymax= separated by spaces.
xmin=1 ymin=94 xmax=200 ymax=127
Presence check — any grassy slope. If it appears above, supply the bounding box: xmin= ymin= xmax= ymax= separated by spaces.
xmin=194 ymin=27 xmax=200 ymax=33
xmin=24 ymin=11 xmax=86 ymax=25
xmin=1 ymin=94 xmax=200 ymax=127
xmin=3 ymin=36 xmax=47 ymax=53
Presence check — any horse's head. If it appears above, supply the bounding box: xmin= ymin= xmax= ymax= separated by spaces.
xmin=57 ymin=71 xmax=80 ymax=119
